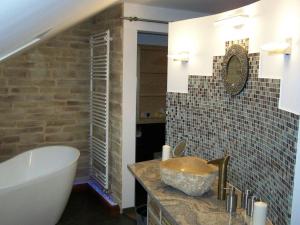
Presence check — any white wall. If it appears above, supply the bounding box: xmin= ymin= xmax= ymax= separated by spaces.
xmin=167 ymin=0 xmax=300 ymax=223
xmin=121 ymin=3 xmax=206 ymax=209
xmin=168 ymin=0 xmax=300 ymax=116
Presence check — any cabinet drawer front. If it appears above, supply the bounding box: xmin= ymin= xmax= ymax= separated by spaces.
xmin=147 ymin=195 xmax=176 ymax=225
xmin=161 ymin=213 xmax=175 ymax=225
xmin=148 ymin=197 xmax=160 ymax=217
xmin=148 ymin=210 xmax=161 ymax=225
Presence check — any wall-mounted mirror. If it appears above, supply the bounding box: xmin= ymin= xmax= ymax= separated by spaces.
xmin=222 ymin=44 xmax=248 ymax=95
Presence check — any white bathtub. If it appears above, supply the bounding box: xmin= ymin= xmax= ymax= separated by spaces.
xmin=0 ymin=145 xmax=80 ymax=225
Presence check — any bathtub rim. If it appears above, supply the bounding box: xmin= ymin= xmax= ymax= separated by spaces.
xmin=0 ymin=145 xmax=80 ymax=191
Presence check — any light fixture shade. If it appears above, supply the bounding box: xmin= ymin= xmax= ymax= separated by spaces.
xmin=261 ymin=38 xmax=292 ymax=55
xmin=168 ymin=51 xmax=189 ymax=63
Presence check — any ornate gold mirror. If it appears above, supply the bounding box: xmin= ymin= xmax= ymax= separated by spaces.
xmin=222 ymin=44 xmax=248 ymax=95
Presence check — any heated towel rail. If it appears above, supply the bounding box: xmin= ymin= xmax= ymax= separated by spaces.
xmin=89 ymin=30 xmax=110 ymax=190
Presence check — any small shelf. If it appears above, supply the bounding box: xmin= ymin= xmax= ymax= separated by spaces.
xmin=137 ymin=118 xmax=165 ymax=124
xmin=140 ymin=94 xmax=166 ymax=97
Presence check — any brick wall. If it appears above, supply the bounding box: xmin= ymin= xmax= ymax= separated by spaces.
xmin=0 ymin=20 xmax=93 ymax=180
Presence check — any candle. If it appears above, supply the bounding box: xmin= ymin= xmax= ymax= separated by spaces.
xmin=162 ymin=145 xmax=171 ymax=161
xmin=253 ymin=201 xmax=268 ymax=225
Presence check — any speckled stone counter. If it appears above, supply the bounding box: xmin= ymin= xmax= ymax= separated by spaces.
xmin=128 ymin=160 xmax=272 ymax=225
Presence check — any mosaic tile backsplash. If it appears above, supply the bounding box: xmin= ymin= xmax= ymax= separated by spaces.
xmin=166 ymin=53 xmax=299 ymax=225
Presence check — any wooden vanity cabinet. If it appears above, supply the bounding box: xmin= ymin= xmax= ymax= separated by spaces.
xmin=147 ymin=195 xmax=175 ymax=225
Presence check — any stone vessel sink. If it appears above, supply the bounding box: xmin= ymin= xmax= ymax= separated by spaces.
xmin=160 ymin=156 xmax=218 ymax=196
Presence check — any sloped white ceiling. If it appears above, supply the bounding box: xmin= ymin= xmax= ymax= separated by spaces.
xmin=0 ymin=0 xmax=258 ymax=62
xmin=0 ymin=0 xmax=119 ymax=61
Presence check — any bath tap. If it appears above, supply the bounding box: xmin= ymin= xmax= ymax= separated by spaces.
xmin=172 ymin=140 xmax=186 ymax=157
xmin=207 ymin=154 xmax=230 ymax=200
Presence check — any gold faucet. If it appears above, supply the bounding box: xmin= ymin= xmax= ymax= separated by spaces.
xmin=207 ymin=155 xmax=230 ymax=200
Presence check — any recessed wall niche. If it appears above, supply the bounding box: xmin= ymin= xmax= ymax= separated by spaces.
xmin=166 ymin=39 xmax=299 ymax=225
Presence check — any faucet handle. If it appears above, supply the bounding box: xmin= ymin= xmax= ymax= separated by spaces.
xmin=224 ymin=186 xmax=236 ymax=195
xmin=172 ymin=140 xmax=186 ymax=157
xmin=224 ymin=186 xmax=237 ymax=214
xmin=246 ymin=195 xmax=260 ymax=216
xmin=241 ymin=189 xmax=253 ymax=209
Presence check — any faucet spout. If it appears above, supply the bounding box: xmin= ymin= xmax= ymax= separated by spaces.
xmin=207 ymin=155 xmax=230 ymax=200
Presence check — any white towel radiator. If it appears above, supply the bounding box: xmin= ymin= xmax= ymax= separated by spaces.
xmin=89 ymin=30 xmax=110 ymax=190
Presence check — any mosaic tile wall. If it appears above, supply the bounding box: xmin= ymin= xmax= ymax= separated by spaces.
xmin=166 ymin=42 xmax=299 ymax=225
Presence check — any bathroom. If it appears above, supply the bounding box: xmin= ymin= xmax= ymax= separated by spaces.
xmin=0 ymin=0 xmax=300 ymax=225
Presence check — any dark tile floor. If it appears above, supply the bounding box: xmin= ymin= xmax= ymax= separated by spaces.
xmin=57 ymin=190 xmax=136 ymax=225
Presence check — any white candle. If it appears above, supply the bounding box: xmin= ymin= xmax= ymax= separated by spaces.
xmin=253 ymin=201 xmax=268 ymax=225
xmin=162 ymin=145 xmax=171 ymax=161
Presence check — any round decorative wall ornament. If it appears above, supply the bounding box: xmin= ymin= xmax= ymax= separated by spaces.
xmin=222 ymin=44 xmax=249 ymax=96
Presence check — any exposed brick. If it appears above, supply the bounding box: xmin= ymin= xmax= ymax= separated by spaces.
xmin=16 ymin=143 xmax=38 ymax=152
xmin=11 ymin=87 xmax=39 ymax=94
xmin=56 ymin=80 xmax=89 ymax=87
xmin=8 ymin=79 xmax=32 ymax=86
xmin=45 ymin=127 xmax=61 ymax=133
xmin=0 ymin=113 xmax=25 ymax=121
xmin=0 ymin=143 xmax=17 ymax=155
xmin=45 ymin=133 xmax=74 ymax=142
xmin=0 ymin=121 xmax=16 ymax=127
xmin=66 ymin=100 xmax=87 ymax=106
xmin=3 ymin=136 xmax=20 ymax=143
xmin=46 ymin=120 xmax=76 ymax=127
xmin=39 ymin=87 xmax=70 ymax=94
xmin=16 ymin=120 xmax=44 ymax=128
xmin=63 ymin=125 xmax=89 ymax=132
xmin=20 ymin=134 xmax=44 ymax=143
xmin=0 ymin=88 xmax=8 ymax=94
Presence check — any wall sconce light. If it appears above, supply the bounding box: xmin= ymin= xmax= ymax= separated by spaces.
xmin=261 ymin=38 xmax=292 ymax=55
xmin=168 ymin=51 xmax=189 ymax=63
xmin=214 ymin=15 xmax=249 ymax=28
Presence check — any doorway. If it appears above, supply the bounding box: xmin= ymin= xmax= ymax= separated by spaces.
xmin=135 ymin=32 xmax=168 ymax=206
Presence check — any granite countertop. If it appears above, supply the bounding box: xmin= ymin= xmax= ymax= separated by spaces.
xmin=128 ymin=160 xmax=272 ymax=225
